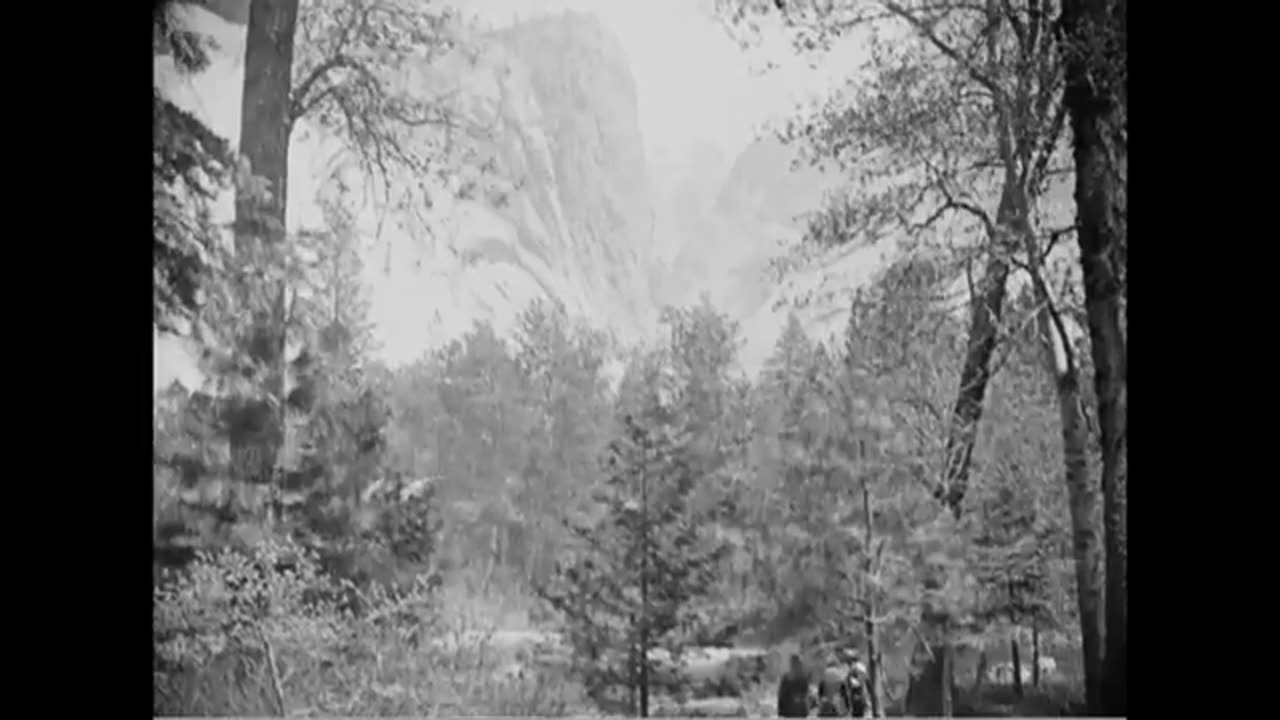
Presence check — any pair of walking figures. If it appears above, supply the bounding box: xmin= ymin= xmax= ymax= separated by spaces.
xmin=777 ymin=649 xmax=870 ymax=718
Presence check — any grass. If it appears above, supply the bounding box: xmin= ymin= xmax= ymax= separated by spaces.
xmin=954 ymin=682 xmax=1087 ymax=717
xmin=155 ymin=613 xmax=590 ymax=716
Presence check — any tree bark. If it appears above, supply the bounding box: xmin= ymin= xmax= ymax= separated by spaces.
xmin=1026 ymin=267 xmax=1105 ymax=712
xmin=1053 ymin=325 xmax=1106 ymax=714
xmin=861 ymin=478 xmax=881 ymax=718
xmin=235 ymin=0 xmax=299 ymax=250
xmin=1031 ymin=621 xmax=1041 ymax=688
xmin=940 ymin=623 xmax=954 ymax=718
xmin=938 ymin=191 xmax=1013 ymax=518
xmin=1059 ymin=1 xmax=1127 ymax=715
xmin=972 ymin=649 xmax=987 ymax=696
xmin=1010 ymin=633 xmax=1023 ymax=698
xmin=230 ymin=0 xmax=300 ymax=489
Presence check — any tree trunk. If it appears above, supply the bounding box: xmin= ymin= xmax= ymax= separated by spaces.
xmin=480 ymin=525 xmax=499 ymax=594
xmin=861 ymin=478 xmax=880 ymax=718
xmin=639 ymin=452 xmax=650 ymax=719
xmin=231 ymin=0 xmax=300 ymax=489
xmin=234 ymin=0 xmax=298 ymax=249
xmin=1010 ymin=634 xmax=1024 ymax=698
xmin=1060 ymin=2 xmax=1127 ymax=716
xmin=1031 ymin=621 xmax=1041 ymax=688
xmin=972 ymin=650 xmax=988 ymax=696
xmin=939 ymin=174 xmax=1039 ymax=519
xmin=937 ymin=246 xmax=1009 ymax=518
xmin=628 ymin=613 xmax=638 ymax=717
xmin=940 ymin=624 xmax=954 ymax=718
xmin=1028 ymin=274 xmax=1105 ymax=712
xmin=875 ymin=649 xmax=887 ymax=717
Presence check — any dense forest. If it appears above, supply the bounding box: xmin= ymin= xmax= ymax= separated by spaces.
xmin=154 ymin=0 xmax=1125 ymax=716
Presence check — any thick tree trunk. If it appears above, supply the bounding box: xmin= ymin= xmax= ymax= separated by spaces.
xmin=1055 ymin=367 xmax=1105 ymax=711
xmin=235 ymin=0 xmax=298 ymax=250
xmin=230 ymin=0 xmax=300 ymax=489
xmin=1060 ymin=1 xmax=1127 ymax=715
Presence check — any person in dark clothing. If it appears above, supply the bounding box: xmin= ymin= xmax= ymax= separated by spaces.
xmin=842 ymin=651 xmax=869 ymax=718
xmin=816 ymin=655 xmax=852 ymax=718
xmin=816 ymin=649 xmax=872 ymax=718
xmin=777 ymin=653 xmax=812 ymax=717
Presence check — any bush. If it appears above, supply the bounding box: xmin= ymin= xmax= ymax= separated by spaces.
xmin=154 ymin=538 xmax=583 ymax=716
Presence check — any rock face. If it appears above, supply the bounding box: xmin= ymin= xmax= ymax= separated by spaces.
xmin=368 ymin=11 xmax=659 ymax=358
xmin=496 ymin=12 xmax=657 ymax=335
xmin=403 ymin=12 xmax=659 ymax=341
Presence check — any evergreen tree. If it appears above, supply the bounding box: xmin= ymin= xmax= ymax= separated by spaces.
xmin=153 ymin=0 xmax=234 ymax=333
xmin=758 ymin=311 xmax=816 ymax=493
xmin=537 ymin=354 xmax=729 ymax=715
xmin=512 ymin=299 xmax=613 ymax=582
xmin=657 ymin=300 xmax=749 ymax=520
xmin=761 ymin=312 xmax=813 ymax=403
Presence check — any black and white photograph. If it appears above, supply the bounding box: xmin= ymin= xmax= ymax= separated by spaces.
xmin=153 ymin=0 xmax=1126 ymax=716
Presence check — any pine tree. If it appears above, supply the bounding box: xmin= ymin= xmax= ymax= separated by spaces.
xmin=430 ymin=321 xmax=535 ymax=589
xmin=537 ymin=356 xmax=729 ymax=716
xmin=658 ymin=301 xmax=748 ymax=521
xmin=762 ymin=312 xmax=813 ymax=402
xmin=153 ymin=0 xmax=234 ymax=333
xmin=512 ymin=299 xmax=612 ymax=583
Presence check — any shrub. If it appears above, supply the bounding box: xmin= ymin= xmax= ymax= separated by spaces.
xmin=154 ymin=537 xmax=581 ymax=716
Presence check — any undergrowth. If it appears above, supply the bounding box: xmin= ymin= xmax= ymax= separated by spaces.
xmin=153 ymin=538 xmax=586 ymax=716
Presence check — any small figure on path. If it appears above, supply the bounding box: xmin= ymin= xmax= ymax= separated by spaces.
xmin=816 ymin=653 xmax=853 ymax=717
xmin=842 ymin=650 xmax=869 ymax=718
xmin=777 ymin=653 xmax=812 ymax=717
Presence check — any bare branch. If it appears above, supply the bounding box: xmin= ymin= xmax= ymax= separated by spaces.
xmin=879 ymin=1 xmax=1005 ymax=100
xmin=1027 ymin=0 xmax=1048 ymax=61
xmin=1000 ymin=0 xmax=1027 ymax=49
xmin=1038 ymin=224 xmax=1078 ymax=264
xmin=963 ymin=245 xmax=978 ymax=301
xmin=332 ymin=0 xmax=375 ymax=60
xmin=291 ymin=54 xmax=347 ymax=123
xmin=1026 ymin=96 xmax=1067 ymax=192
xmin=379 ymin=89 xmax=470 ymax=131
xmin=291 ymin=0 xmax=376 ymax=122
xmin=259 ymin=625 xmax=288 ymax=716
xmin=930 ymin=178 xmax=998 ymax=239
xmin=1030 ymin=269 xmax=1076 ymax=376
xmin=902 ymin=395 xmax=944 ymax=423
xmin=1007 ymin=227 xmax=1079 ymax=378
